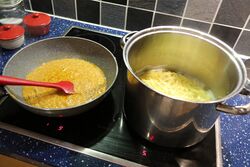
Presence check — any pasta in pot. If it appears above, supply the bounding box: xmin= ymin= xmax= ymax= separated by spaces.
xmin=139 ymin=69 xmax=215 ymax=102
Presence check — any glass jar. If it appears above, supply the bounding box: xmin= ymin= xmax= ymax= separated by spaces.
xmin=0 ymin=0 xmax=26 ymax=25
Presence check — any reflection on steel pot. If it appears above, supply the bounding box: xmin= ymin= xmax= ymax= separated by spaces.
xmin=121 ymin=26 xmax=250 ymax=148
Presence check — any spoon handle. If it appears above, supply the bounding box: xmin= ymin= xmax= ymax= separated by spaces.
xmin=0 ymin=75 xmax=58 ymax=88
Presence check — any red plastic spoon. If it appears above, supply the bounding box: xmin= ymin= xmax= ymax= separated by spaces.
xmin=0 ymin=75 xmax=75 ymax=94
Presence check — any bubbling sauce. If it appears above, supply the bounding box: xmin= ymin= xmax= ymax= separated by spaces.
xmin=23 ymin=58 xmax=107 ymax=109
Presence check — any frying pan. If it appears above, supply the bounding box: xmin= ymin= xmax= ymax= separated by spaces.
xmin=2 ymin=37 xmax=118 ymax=117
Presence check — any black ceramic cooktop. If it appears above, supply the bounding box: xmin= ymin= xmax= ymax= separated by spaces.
xmin=0 ymin=27 xmax=218 ymax=167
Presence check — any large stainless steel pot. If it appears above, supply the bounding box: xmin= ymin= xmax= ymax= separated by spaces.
xmin=2 ymin=37 xmax=118 ymax=117
xmin=121 ymin=26 xmax=250 ymax=147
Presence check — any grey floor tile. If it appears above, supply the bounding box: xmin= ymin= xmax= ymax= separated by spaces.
xmin=101 ymin=3 xmax=126 ymax=29
xmin=235 ymin=31 xmax=250 ymax=56
xmin=215 ymin=0 xmax=250 ymax=27
xmin=156 ymin=0 xmax=187 ymax=16
xmin=182 ymin=19 xmax=210 ymax=32
xmin=185 ymin=0 xmax=220 ymax=22
xmin=54 ymin=0 xmax=76 ymax=19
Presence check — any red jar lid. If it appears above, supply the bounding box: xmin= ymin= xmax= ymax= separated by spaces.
xmin=0 ymin=24 xmax=25 ymax=40
xmin=23 ymin=13 xmax=51 ymax=27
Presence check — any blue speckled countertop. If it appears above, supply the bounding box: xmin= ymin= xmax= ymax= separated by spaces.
xmin=0 ymin=17 xmax=249 ymax=167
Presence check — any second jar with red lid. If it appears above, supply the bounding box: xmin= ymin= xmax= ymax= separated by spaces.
xmin=23 ymin=12 xmax=51 ymax=36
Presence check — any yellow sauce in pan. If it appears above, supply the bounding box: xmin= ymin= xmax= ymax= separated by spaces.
xmin=23 ymin=58 xmax=107 ymax=109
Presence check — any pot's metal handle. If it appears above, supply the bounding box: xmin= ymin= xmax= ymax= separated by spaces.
xmin=216 ymin=54 xmax=250 ymax=115
xmin=216 ymin=103 xmax=250 ymax=115
xmin=120 ymin=31 xmax=137 ymax=49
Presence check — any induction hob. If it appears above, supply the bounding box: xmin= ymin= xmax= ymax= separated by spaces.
xmin=0 ymin=27 xmax=222 ymax=167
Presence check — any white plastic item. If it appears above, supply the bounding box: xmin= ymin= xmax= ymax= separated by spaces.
xmin=0 ymin=35 xmax=24 ymax=49
xmin=0 ymin=24 xmax=25 ymax=50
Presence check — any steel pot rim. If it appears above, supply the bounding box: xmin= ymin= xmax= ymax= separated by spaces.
xmin=123 ymin=26 xmax=247 ymax=104
xmin=3 ymin=36 xmax=119 ymax=112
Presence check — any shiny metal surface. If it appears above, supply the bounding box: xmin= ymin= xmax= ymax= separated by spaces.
xmin=122 ymin=26 xmax=248 ymax=147
xmin=214 ymin=54 xmax=250 ymax=115
xmin=2 ymin=37 xmax=118 ymax=117
xmin=120 ymin=31 xmax=136 ymax=49
xmin=241 ymin=56 xmax=250 ymax=91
